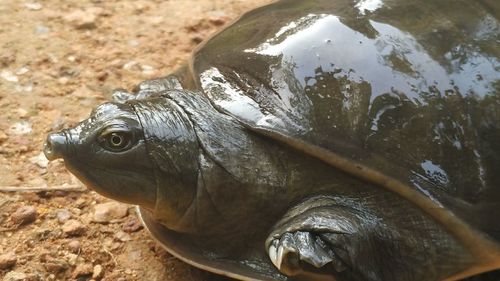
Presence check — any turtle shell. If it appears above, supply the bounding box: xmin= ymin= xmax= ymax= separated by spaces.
xmin=184 ymin=0 xmax=500 ymax=261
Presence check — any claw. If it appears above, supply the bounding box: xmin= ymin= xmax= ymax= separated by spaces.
xmin=269 ymin=244 xmax=279 ymax=269
xmin=277 ymin=245 xmax=285 ymax=270
xmin=268 ymin=231 xmax=344 ymax=277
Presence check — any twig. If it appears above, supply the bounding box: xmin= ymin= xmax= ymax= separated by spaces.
xmin=103 ymin=246 xmax=118 ymax=266
xmin=0 ymin=184 xmax=86 ymax=192
xmin=0 ymin=227 xmax=17 ymax=232
xmin=0 ymin=198 xmax=11 ymax=208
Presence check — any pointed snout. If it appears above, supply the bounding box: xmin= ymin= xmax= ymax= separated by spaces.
xmin=44 ymin=132 xmax=68 ymax=161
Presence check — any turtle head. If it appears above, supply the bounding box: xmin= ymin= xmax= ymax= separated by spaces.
xmin=44 ymin=102 xmax=157 ymax=210
xmin=44 ymin=97 xmax=200 ymax=232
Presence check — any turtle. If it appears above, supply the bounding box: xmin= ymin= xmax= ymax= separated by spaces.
xmin=43 ymin=0 xmax=500 ymax=280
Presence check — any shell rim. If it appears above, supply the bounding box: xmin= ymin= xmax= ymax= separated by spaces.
xmin=136 ymin=206 xmax=279 ymax=281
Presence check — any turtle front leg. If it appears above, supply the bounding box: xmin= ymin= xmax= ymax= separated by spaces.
xmin=266 ymin=195 xmax=475 ymax=281
xmin=266 ymin=196 xmax=362 ymax=281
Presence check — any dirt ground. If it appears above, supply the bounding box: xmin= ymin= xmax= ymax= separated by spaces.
xmin=0 ymin=0 xmax=270 ymax=280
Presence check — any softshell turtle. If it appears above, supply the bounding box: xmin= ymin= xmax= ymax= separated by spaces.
xmin=43 ymin=0 xmax=500 ymax=280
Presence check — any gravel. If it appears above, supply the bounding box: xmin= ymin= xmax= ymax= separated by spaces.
xmin=0 ymin=252 xmax=17 ymax=270
xmin=11 ymin=205 xmax=37 ymax=225
xmin=61 ymin=219 xmax=87 ymax=236
xmin=93 ymin=202 xmax=128 ymax=223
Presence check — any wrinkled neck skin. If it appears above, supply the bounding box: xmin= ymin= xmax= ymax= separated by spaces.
xmin=127 ymin=90 xmax=344 ymax=237
xmin=130 ymin=90 xmax=293 ymax=236
xmin=131 ymin=97 xmax=201 ymax=233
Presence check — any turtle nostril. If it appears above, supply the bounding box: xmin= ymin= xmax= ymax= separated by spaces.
xmin=44 ymin=132 xmax=67 ymax=161
xmin=44 ymin=139 xmax=53 ymax=155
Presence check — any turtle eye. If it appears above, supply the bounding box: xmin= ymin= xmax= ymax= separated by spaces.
xmin=108 ymin=132 xmax=127 ymax=148
xmin=99 ymin=128 xmax=133 ymax=152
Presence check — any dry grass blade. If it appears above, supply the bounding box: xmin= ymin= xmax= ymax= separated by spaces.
xmin=0 ymin=184 xmax=86 ymax=192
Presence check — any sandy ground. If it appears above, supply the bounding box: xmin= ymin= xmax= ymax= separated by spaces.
xmin=0 ymin=0 xmax=270 ymax=280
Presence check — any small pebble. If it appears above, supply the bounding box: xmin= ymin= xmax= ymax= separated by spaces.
xmin=14 ymin=83 xmax=33 ymax=93
xmin=51 ymin=117 xmax=67 ymax=131
xmin=3 ymin=271 xmax=26 ymax=281
xmin=72 ymin=263 xmax=93 ymax=278
xmin=35 ymin=25 xmax=50 ymax=34
xmin=146 ymin=16 xmax=163 ymax=25
xmin=190 ymin=34 xmax=204 ymax=44
xmin=0 ymin=131 xmax=8 ymax=143
xmin=127 ymin=250 xmax=141 ymax=261
xmin=67 ymin=240 xmax=81 ymax=253
xmin=39 ymin=251 xmax=55 ymax=262
xmin=43 ymin=259 xmax=68 ymax=273
xmin=8 ymin=121 xmax=32 ymax=135
xmin=56 ymin=209 xmax=72 ymax=223
xmin=52 ymin=190 xmax=68 ymax=197
xmin=75 ymin=198 xmax=88 ymax=209
xmin=57 ymin=77 xmax=69 ymax=85
xmin=0 ymin=252 xmax=17 ymax=269
xmin=16 ymin=108 xmax=28 ymax=117
xmin=122 ymin=216 xmax=143 ymax=233
xmin=0 ymin=70 xmax=18 ymax=82
xmin=127 ymin=39 xmax=139 ymax=47
xmin=141 ymin=64 xmax=155 ymax=75
xmin=63 ymin=7 xmax=103 ymax=29
xmin=93 ymin=202 xmax=128 ymax=223
xmin=62 ymin=219 xmax=87 ymax=236
xmin=71 ymin=207 xmax=82 ymax=216
xmin=51 ymin=196 xmax=70 ymax=207
xmin=15 ymin=67 xmax=30 ymax=75
xmin=31 ymin=228 xmax=53 ymax=241
xmin=110 ymin=242 xmax=121 ymax=251
xmin=0 ymin=52 xmax=16 ymax=67
xmin=208 ymin=11 xmax=228 ymax=26
xmin=92 ymin=264 xmax=103 ymax=279
xmin=24 ymin=2 xmax=43 ymax=10
xmin=114 ymin=230 xmax=131 ymax=242
xmin=65 ymin=253 xmax=78 ymax=266
xmin=29 ymin=152 xmax=49 ymax=168
xmin=11 ymin=205 xmax=37 ymax=225
xmin=123 ymin=60 xmax=139 ymax=70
